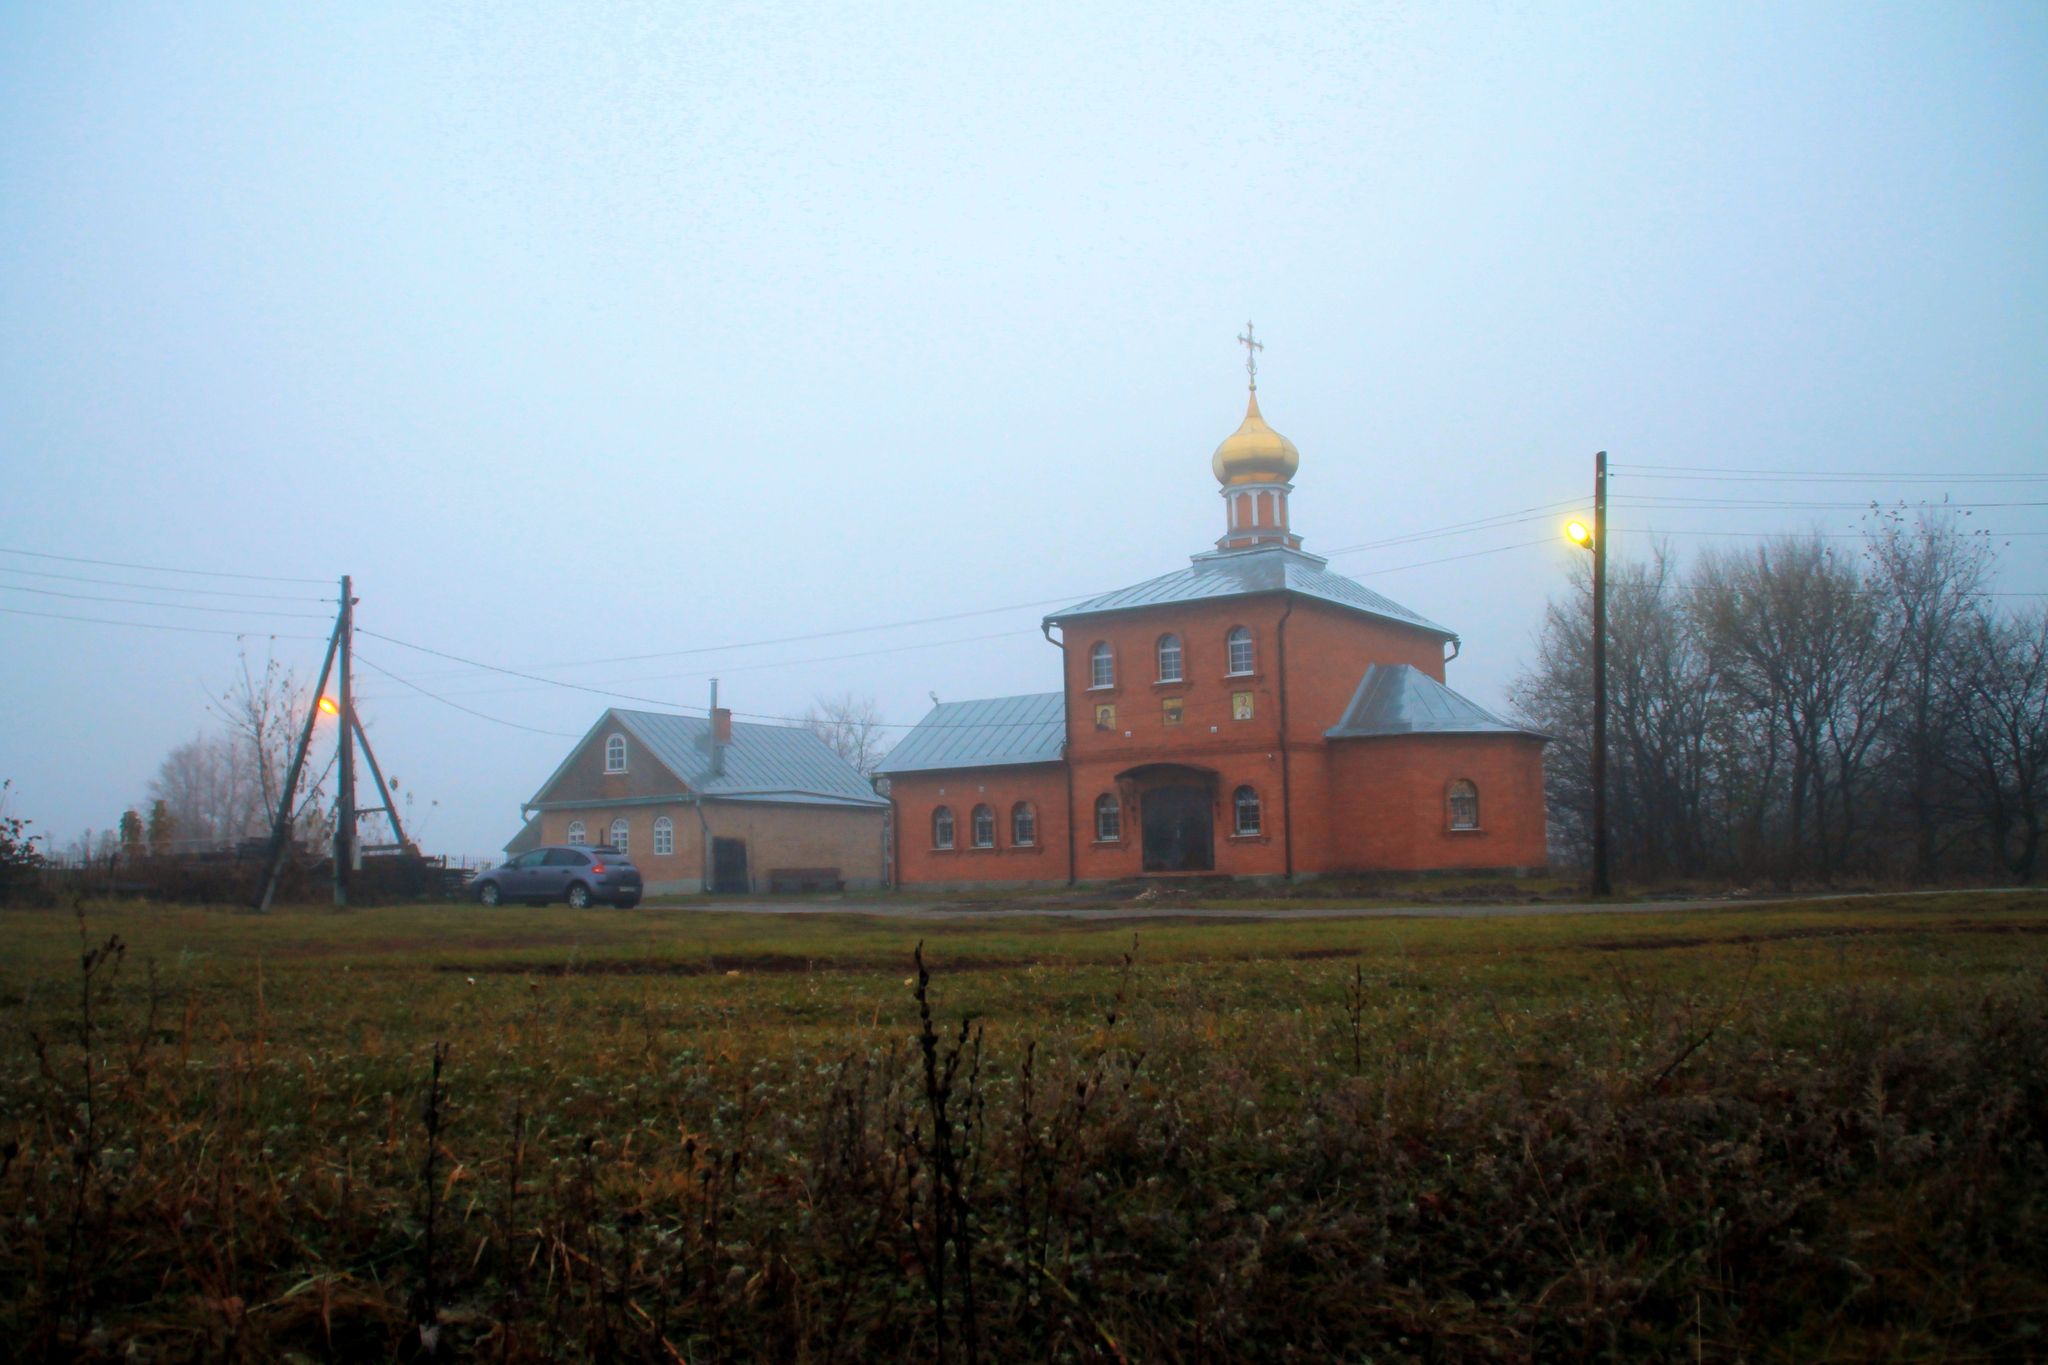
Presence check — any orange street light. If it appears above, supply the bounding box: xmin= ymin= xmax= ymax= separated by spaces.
xmin=317 ymin=696 xmax=340 ymax=717
xmin=1565 ymin=519 xmax=1593 ymax=549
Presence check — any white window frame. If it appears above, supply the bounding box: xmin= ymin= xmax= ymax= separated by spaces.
xmin=566 ymin=820 xmax=586 ymax=844
xmin=971 ymin=804 xmax=995 ymax=848
xmin=1226 ymin=626 xmax=1254 ymax=676
xmin=1156 ymin=633 xmax=1183 ymax=683
xmin=1233 ymin=785 xmax=1262 ymax=836
xmin=1095 ymin=794 xmax=1121 ymax=842
xmin=1011 ymin=802 xmax=1036 ymax=847
xmin=1089 ymin=641 xmax=1114 ymax=689
xmin=933 ymin=805 xmax=955 ymax=850
xmin=609 ymin=817 xmax=630 ymax=853
xmin=605 ymin=734 xmax=627 ymax=773
xmin=653 ymin=815 xmax=674 ymax=856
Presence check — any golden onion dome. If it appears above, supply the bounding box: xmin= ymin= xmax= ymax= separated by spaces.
xmin=1211 ymin=389 xmax=1300 ymax=486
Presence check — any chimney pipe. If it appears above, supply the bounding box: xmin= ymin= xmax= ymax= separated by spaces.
xmin=710 ymin=678 xmax=730 ymax=776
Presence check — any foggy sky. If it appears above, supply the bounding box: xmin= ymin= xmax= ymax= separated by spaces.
xmin=2 ymin=2 xmax=2043 ymax=862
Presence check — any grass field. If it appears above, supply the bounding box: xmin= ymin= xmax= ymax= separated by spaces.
xmin=4 ymin=892 xmax=2046 ymax=1361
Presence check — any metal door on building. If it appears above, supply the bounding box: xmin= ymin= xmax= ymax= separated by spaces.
xmin=1141 ymin=784 xmax=1214 ymax=872
xmin=711 ymin=837 xmax=750 ymax=893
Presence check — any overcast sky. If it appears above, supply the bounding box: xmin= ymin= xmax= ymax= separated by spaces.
xmin=2 ymin=2 xmax=2043 ymax=861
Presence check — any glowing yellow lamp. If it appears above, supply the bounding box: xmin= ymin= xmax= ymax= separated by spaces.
xmin=317 ymin=696 xmax=340 ymax=716
xmin=1565 ymin=520 xmax=1593 ymax=548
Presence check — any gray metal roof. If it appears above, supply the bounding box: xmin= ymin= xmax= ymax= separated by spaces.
xmin=1326 ymin=664 xmax=1543 ymax=739
xmin=529 ymin=709 xmax=888 ymax=809
xmin=876 ymin=692 xmax=1066 ymax=775
xmin=1045 ymin=545 xmax=1454 ymax=638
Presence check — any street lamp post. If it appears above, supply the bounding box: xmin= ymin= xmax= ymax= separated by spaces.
xmin=1566 ymin=451 xmax=1612 ymax=897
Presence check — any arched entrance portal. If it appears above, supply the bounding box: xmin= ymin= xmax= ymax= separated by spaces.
xmin=1120 ymin=764 xmax=1217 ymax=873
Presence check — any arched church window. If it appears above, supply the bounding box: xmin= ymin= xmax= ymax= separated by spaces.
xmin=605 ymin=734 xmax=627 ymax=772
xmin=1156 ymin=634 xmax=1183 ymax=683
xmin=566 ymin=820 xmax=586 ymax=844
xmin=1011 ymin=802 xmax=1036 ymax=846
xmin=971 ymin=804 xmax=996 ymax=848
xmin=932 ymin=806 xmax=955 ymax=849
xmin=1094 ymin=794 xmax=1122 ymax=842
xmin=1233 ymin=785 xmax=1262 ymax=836
xmin=1089 ymin=642 xmax=1114 ymax=689
xmin=1226 ymin=626 xmax=1255 ymax=675
xmin=1448 ymin=780 xmax=1479 ymax=830
xmin=653 ymin=816 xmax=674 ymax=856
xmin=609 ymin=817 xmax=630 ymax=853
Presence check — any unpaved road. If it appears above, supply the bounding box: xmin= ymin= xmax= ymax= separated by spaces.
xmin=650 ymin=887 xmax=2038 ymax=922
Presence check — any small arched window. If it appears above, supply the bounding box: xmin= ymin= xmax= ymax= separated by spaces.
xmin=971 ymin=804 xmax=995 ymax=848
xmin=566 ymin=820 xmax=586 ymax=844
xmin=1233 ymin=785 xmax=1262 ymax=836
xmin=932 ymin=806 xmax=955 ymax=849
xmin=653 ymin=815 xmax=674 ymax=856
xmin=1448 ymin=780 xmax=1479 ymax=830
xmin=1156 ymin=633 xmax=1183 ymax=683
xmin=605 ymin=734 xmax=627 ymax=773
xmin=1094 ymin=793 xmax=1121 ymax=842
xmin=1011 ymin=801 xmax=1036 ymax=846
xmin=609 ymin=817 xmax=630 ymax=853
xmin=1226 ymin=626 xmax=1255 ymax=675
xmin=1089 ymin=641 xmax=1114 ymax=689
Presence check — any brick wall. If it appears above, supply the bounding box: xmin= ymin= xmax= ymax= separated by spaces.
xmin=540 ymin=719 xmax=690 ymax=804
xmin=540 ymin=801 xmax=886 ymax=893
xmin=1322 ymin=734 xmax=1548 ymax=873
xmin=890 ymin=764 xmax=1071 ymax=888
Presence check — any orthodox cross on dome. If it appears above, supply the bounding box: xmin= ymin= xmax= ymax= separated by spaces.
xmin=1237 ymin=321 xmax=1263 ymax=391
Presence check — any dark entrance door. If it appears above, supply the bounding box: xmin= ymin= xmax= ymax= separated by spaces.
xmin=1142 ymin=784 xmax=1214 ymax=872
xmin=711 ymin=837 xmax=749 ymax=893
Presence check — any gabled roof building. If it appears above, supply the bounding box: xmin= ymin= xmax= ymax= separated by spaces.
xmin=517 ymin=704 xmax=888 ymax=894
xmin=879 ymin=346 xmax=1547 ymax=887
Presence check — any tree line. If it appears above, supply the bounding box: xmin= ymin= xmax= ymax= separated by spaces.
xmin=1514 ymin=511 xmax=2048 ymax=885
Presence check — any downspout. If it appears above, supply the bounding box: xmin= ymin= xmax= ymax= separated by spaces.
xmin=1276 ymin=597 xmax=1297 ymax=880
xmin=690 ymin=794 xmax=712 ymax=894
xmin=1444 ymin=636 xmax=1462 ymax=666
xmin=885 ymin=776 xmax=902 ymax=891
xmin=1043 ymin=620 xmax=1077 ymax=886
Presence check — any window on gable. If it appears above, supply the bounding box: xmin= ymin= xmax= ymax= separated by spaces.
xmin=653 ymin=816 xmax=674 ymax=856
xmin=1011 ymin=802 xmax=1036 ymax=846
xmin=1095 ymin=793 xmax=1122 ymax=842
xmin=933 ymin=806 xmax=955 ymax=849
xmin=1226 ymin=626 xmax=1254 ymax=675
xmin=566 ymin=820 xmax=586 ymax=844
xmin=1448 ymin=780 xmax=1479 ymax=830
xmin=971 ymin=804 xmax=995 ymax=848
xmin=1233 ymin=785 xmax=1262 ymax=836
xmin=1156 ymin=633 xmax=1183 ymax=683
xmin=605 ymin=734 xmax=627 ymax=773
xmin=1089 ymin=641 xmax=1114 ymax=689
xmin=609 ymin=817 xmax=630 ymax=853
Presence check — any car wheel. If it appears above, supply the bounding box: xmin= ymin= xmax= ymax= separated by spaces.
xmin=566 ymin=882 xmax=592 ymax=909
xmin=615 ymin=896 xmax=640 ymax=910
xmin=478 ymin=880 xmax=502 ymax=907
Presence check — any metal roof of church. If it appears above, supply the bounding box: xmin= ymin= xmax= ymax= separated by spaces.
xmin=1325 ymin=664 xmax=1543 ymax=739
xmin=877 ymin=692 xmax=1066 ymax=774
xmin=528 ymin=708 xmax=888 ymax=809
xmin=1045 ymin=546 xmax=1454 ymax=638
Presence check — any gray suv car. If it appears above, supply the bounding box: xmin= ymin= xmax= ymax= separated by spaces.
xmin=476 ymin=845 xmax=643 ymax=909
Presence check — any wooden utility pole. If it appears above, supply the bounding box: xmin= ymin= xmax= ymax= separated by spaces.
xmin=1590 ymin=451 xmax=1612 ymax=898
xmin=335 ymin=574 xmax=356 ymax=906
xmin=255 ymin=613 xmax=342 ymax=913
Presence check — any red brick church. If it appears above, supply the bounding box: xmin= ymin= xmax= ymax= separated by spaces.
xmin=879 ymin=341 xmax=1548 ymax=887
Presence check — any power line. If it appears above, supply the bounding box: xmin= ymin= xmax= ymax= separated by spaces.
xmin=0 ymin=565 xmax=331 ymax=602
xmin=0 ymin=605 xmax=326 ymax=640
xmin=1612 ymin=462 xmax=2048 ymax=479
xmin=1613 ymin=471 xmax=2048 ymax=484
xmin=0 ymin=545 xmax=330 ymax=584
xmin=0 ymin=583 xmax=334 ymax=619
xmin=352 ymin=654 xmax=581 ymax=737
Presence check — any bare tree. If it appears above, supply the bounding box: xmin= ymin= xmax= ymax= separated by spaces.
xmin=1947 ymin=606 xmax=2048 ymax=882
xmin=804 ymin=692 xmax=891 ymax=778
xmin=147 ymin=649 xmax=330 ymax=852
